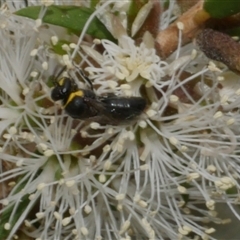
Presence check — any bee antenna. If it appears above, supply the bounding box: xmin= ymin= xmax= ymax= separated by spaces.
xmin=53 ymin=65 xmax=67 ymax=85
xmin=78 ymin=69 xmax=94 ymax=91
xmin=72 ymin=62 xmax=93 ymax=91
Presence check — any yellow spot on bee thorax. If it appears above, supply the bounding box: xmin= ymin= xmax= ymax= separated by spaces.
xmin=64 ymin=90 xmax=84 ymax=108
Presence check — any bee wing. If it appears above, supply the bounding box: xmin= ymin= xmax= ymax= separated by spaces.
xmin=85 ymin=96 xmax=146 ymax=125
xmin=85 ymin=97 xmax=121 ymax=124
xmin=85 ymin=97 xmax=106 ymax=113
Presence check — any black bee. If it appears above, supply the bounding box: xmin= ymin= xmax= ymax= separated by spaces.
xmin=51 ymin=68 xmax=147 ymax=125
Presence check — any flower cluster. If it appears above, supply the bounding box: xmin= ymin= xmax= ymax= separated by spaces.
xmin=0 ymin=1 xmax=240 ymax=240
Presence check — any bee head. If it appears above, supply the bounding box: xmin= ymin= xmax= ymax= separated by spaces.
xmin=51 ymin=77 xmax=73 ymax=101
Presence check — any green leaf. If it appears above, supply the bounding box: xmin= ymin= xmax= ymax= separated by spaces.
xmin=204 ymin=0 xmax=240 ymax=18
xmin=226 ymin=27 xmax=240 ymax=37
xmin=226 ymin=186 xmax=238 ymax=195
xmin=15 ymin=5 xmax=114 ymax=41
xmin=0 ymin=195 xmax=31 ymax=239
xmin=90 ymin=0 xmax=100 ymax=9
xmin=51 ymin=39 xmax=71 ymax=55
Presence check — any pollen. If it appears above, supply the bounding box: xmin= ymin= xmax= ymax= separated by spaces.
xmin=208 ymin=61 xmax=222 ymax=72
xmin=89 ymin=155 xmax=96 ymax=162
xmin=115 ymin=193 xmax=125 ymax=201
xmin=103 ymin=160 xmax=111 ymax=170
xmin=217 ymin=76 xmax=224 ymax=81
xmin=178 ymin=185 xmax=187 ymax=193
xmin=207 ymin=165 xmax=216 ymax=172
xmin=139 ymin=120 xmax=147 ymax=128
xmin=213 ymin=111 xmax=223 ymax=119
xmin=51 ymin=36 xmax=58 ymax=45
xmin=90 ymin=122 xmax=100 ymax=129
xmin=72 ymin=229 xmax=77 ymax=235
xmin=3 ymin=133 xmax=12 ymax=139
xmin=169 ymin=136 xmax=179 ymax=146
xmin=44 ymin=149 xmax=54 ymax=157
xmin=205 ymin=228 xmax=215 ymax=234
xmin=80 ymin=130 xmax=88 ymax=138
xmin=37 ymin=183 xmax=46 ymax=191
xmin=177 ymin=21 xmax=184 ymax=30
xmin=187 ymin=173 xmax=200 ymax=181
xmin=178 ymin=227 xmax=189 ymax=235
xmin=140 ymin=164 xmax=149 ymax=170
xmin=62 ymin=44 xmax=70 ymax=52
xmin=169 ymin=95 xmax=179 ymax=103
xmin=9 ymin=126 xmax=17 ymax=135
xmin=145 ymin=81 xmax=152 ymax=88
xmin=103 ymin=144 xmax=111 ymax=152
xmin=127 ymin=131 xmax=135 ymax=140
xmin=30 ymin=49 xmax=38 ymax=56
xmin=65 ymin=180 xmax=75 ymax=187
xmin=29 ymin=194 xmax=36 ymax=200
xmin=226 ymin=118 xmax=235 ymax=125
xmin=206 ymin=200 xmax=215 ymax=210
xmin=69 ymin=43 xmax=77 ymax=49
xmin=138 ymin=200 xmax=148 ymax=208
xmin=191 ymin=49 xmax=197 ymax=59
xmin=4 ymin=223 xmax=11 ymax=230
xmin=36 ymin=212 xmax=45 ymax=219
xmin=30 ymin=71 xmax=38 ymax=77
xmin=220 ymin=95 xmax=229 ymax=104
xmin=38 ymin=143 xmax=48 ymax=151
xmin=99 ymin=174 xmax=106 ymax=183
xmin=62 ymin=54 xmax=72 ymax=68
xmin=93 ymin=38 xmax=101 ymax=44
xmin=42 ymin=61 xmax=48 ymax=70
xmin=120 ymin=220 xmax=130 ymax=234
xmin=215 ymin=177 xmax=235 ymax=190
xmin=24 ymin=220 xmax=32 ymax=227
xmin=69 ymin=208 xmax=75 ymax=215
xmin=117 ymin=204 xmax=123 ymax=211
xmin=16 ymin=159 xmax=24 ymax=167
xmin=120 ymin=84 xmax=131 ymax=90
xmin=41 ymin=0 xmax=54 ymax=6
xmin=80 ymin=227 xmax=89 ymax=236
xmin=62 ymin=217 xmax=71 ymax=226
xmin=146 ymin=109 xmax=157 ymax=117
xmin=180 ymin=145 xmax=188 ymax=152
xmin=54 ymin=211 xmax=62 ymax=220
xmin=35 ymin=19 xmax=42 ymax=28
xmin=84 ymin=205 xmax=92 ymax=214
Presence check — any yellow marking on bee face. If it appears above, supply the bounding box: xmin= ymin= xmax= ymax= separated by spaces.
xmin=63 ymin=90 xmax=84 ymax=108
xmin=58 ymin=78 xmax=65 ymax=86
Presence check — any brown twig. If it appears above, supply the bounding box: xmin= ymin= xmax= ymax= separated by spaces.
xmin=156 ymin=0 xmax=209 ymax=59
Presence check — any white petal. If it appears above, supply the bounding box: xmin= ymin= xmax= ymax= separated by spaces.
xmin=131 ymin=1 xmax=153 ymax=37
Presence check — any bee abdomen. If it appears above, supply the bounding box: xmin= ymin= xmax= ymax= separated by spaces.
xmin=101 ymin=97 xmax=147 ymax=120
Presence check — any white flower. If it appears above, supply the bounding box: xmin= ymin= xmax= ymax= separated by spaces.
xmin=1 ymin=1 xmax=240 ymax=240
xmin=83 ymin=35 xmax=167 ymax=97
